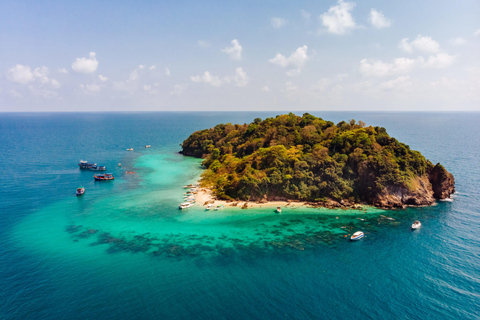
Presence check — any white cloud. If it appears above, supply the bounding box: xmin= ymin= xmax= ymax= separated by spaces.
xmin=80 ymin=83 xmax=101 ymax=93
xmin=261 ymin=86 xmax=270 ymax=92
xmin=72 ymin=52 xmax=98 ymax=74
xmin=269 ymin=45 xmax=309 ymax=76
xmin=450 ymin=37 xmax=467 ymax=46
xmin=165 ymin=67 xmax=171 ymax=76
xmin=271 ymin=17 xmax=286 ymax=28
xmin=7 ymin=65 xmax=35 ymax=84
xmin=233 ymin=67 xmax=249 ymax=87
xmin=9 ymin=90 xmax=23 ymax=98
xmin=474 ymin=29 xmax=480 ymax=36
xmin=51 ymin=79 xmax=61 ymax=89
xmin=359 ymin=58 xmax=416 ymax=77
xmin=399 ymin=35 xmax=440 ymax=53
xmin=129 ymin=65 xmax=145 ymax=80
xmin=190 ymin=71 xmax=223 ymax=86
xmin=301 ymin=10 xmax=311 ymax=23
xmin=198 ymin=40 xmax=210 ymax=48
xmin=369 ymin=9 xmax=392 ymax=29
xmin=222 ymin=39 xmax=243 ymax=60
xmin=98 ymin=75 xmax=108 ymax=82
xmin=423 ymin=53 xmax=456 ymax=68
xmin=149 ymin=65 xmax=156 ymax=71
xmin=171 ymin=84 xmax=187 ymax=96
xmin=58 ymin=68 xmax=68 ymax=74
xmin=379 ymin=76 xmax=411 ymax=90
xmin=319 ymin=0 xmax=356 ymax=35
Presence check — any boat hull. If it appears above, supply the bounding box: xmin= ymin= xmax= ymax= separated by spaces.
xmin=350 ymin=232 xmax=364 ymax=241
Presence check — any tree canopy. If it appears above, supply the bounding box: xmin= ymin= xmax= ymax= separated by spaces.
xmin=181 ymin=113 xmax=435 ymax=203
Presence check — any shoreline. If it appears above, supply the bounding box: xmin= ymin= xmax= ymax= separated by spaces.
xmin=194 ymin=187 xmax=369 ymax=211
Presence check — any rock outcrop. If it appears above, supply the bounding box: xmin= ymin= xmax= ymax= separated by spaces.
xmin=428 ymin=163 xmax=455 ymax=199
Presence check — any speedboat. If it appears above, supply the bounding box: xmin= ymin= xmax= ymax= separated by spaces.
xmin=350 ymin=231 xmax=364 ymax=241
xmin=127 ymin=148 xmax=133 ymax=151
xmin=179 ymin=202 xmax=193 ymax=209
xmin=76 ymin=186 xmax=85 ymax=196
xmin=145 ymin=145 xmax=151 ymax=148
xmin=276 ymin=207 xmax=282 ymax=213
xmin=214 ymin=205 xmax=224 ymax=211
xmin=412 ymin=221 xmax=421 ymax=230
xmin=94 ymin=173 xmax=114 ymax=181
xmin=205 ymin=204 xmax=213 ymax=211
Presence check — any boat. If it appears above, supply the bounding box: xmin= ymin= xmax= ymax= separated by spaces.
xmin=127 ymin=148 xmax=133 ymax=151
xmin=145 ymin=145 xmax=151 ymax=148
xmin=76 ymin=186 xmax=85 ymax=196
xmin=214 ymin=205 xmax=224 ymax=211
xmin=276 ymin=207 xmax=282 ymax=213
xmin=118 ymin=163 xmax=122 ymax=167
xmin=411 ymin=221 xmax=421 ymax=230
xmin=179 ymin=202 xmax=193 ymax=209
xmin=78 ymin=160 xmax=97 ymax=169
xmin=94 ymin=173 xmax=115 ymax=181
xmin=182 ymin=184 xmax=198 ymax=188
xmin=350 ymin=231 xmax=364 ymax=241
xmin=89 ymin=165 xmax=106 ymax=171
xmin=205 ymin=204 xmax=213 ymax=210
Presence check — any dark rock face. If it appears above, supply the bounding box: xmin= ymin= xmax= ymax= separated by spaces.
xmin=372 ymin=176 xmax=436 ymax=209
xmin=428 ymin=163 xmax=455 ymax=199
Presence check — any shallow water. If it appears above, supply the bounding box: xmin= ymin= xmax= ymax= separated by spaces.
xmin=1 ymin=112 xmax=479 ymax=319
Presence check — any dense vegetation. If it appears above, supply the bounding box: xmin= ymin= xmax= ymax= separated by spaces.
xmin=181 ymin=113 xmax=436 ymax=203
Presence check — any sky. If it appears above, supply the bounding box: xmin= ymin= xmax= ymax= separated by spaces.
xmin=0 ymin=0 xmax=479 ymax=112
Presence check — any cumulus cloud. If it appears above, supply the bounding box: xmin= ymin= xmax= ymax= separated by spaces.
xmin=72 ymin=52 xmax=99 ymax=74
xmin=190 ymin=71 xmax=223 ymax=86
xmin=149 ymin=65 xmax=156 ymax=71
xmin=79 ymin=83 xmax=101 ymax=94
xmin=398 ymin=35 xmax=440 ymax=53
xmin=7 ymin=65 xmax=60 ymax=89
xmin=98 ymin=75 xmax=108 ymax=82
xmin=58 ymin=68 xmax=69 ymax=74
xmin=319 ymin=0 xmax=356 ymax=35
xmin=301 ymin=10 xmax=311 ymax=23
xmin=450 ymin=37 xmax=467 ymax=46
xmin=474 ymin=29 xmax=480 ymax=36
xmin=359 ymin=58 xmax=416 ymax=77
xmin=171 ymin=84 xmax=188 ymax=96
xmin=165 ymin=67 xmax=171 ymax=76
xmin=7 ymin=65 xmax=35 ymax=84
xmin=379 ymin=76 xmax=411 ymax=90
xmin=222 ymin=39 xmax=243 ymax=60
xmin=269 ymin=45 xmax=309 ymax=75
xmin=423 ymin=53 xmax=456 ymax=68
xmin=271 ymin=17 xmax=286 ymax=28
xmin=233 ymin=67 xmax=249 ymax=87
xmin=369 ymin=9 xmax=392 ymax=29
xmin=261 ymin=86 xmax=270 ymax=92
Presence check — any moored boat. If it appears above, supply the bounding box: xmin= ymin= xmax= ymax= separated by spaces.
xmin=205 ymin=204 xmax=213 ymax=211
xmin=276 ymin=207 xmax=282 ymax=213
xmin=127 ymin=148 xmax=133 ymax=151
xmin=179 ymin=202 xmax=193 ymax=209
xmin=78 ymin=160 xmax=96 ymax=169
xmin=350 ymin=231 xmax=364 ymax=241
xmin=411 ymin=221 xmax=421 ymax=230
xmin=94 ymin=173 xmax=114 ymax=181
xmin=214 ymin=205 xmax=224 ymax=211
xmin=145 ymin=145 xmax=151 ymax=148
xmin=89 ymin=165 xmax=106 ymax=171
xmin=76 ymin=186 xmax=85 ymax=196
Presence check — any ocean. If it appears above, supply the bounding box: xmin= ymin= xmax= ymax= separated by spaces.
xmin=0 ymin=112 xmax=479 ymax=319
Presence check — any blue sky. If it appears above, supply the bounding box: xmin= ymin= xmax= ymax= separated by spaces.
xmin=1 ymin=0 xmax=479 ymax=111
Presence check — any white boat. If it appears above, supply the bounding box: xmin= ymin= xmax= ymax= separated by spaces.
xmin=276 ymin=207 xmax=282 ymax=213
xmin=145 ymin=145 xmax=151 ymax=148
xmin=350 ymin=231 xmax=364 ymax=241
xmin=214 ymin=205 xmax=224 ymax=211
xmin=127 ymin=148 xmax=133 ymax=151
xmin=411 ymin=221 xmax=421 ymax=230
xmin=205 ymin=204 xmax=213 ymax=211
xmin=179 ymin=202 xmax=193 ymax=209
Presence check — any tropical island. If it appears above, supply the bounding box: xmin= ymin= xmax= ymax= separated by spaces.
xmin=180 ymin=113 xmax=455 ymax=209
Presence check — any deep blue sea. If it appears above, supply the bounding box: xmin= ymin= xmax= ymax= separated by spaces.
xmin=1 ymin=112 xmax=479 ymax=320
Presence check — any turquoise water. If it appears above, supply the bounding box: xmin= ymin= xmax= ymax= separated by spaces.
xmin=1 ymin=112 xmax=479 ymax=319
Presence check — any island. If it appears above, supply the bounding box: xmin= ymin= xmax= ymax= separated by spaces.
xmin=180 ymin=113 xmax=455 ymax=209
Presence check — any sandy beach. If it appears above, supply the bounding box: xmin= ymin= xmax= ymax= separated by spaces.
xmin=194 ymin=188 xmax=308 ymax=209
